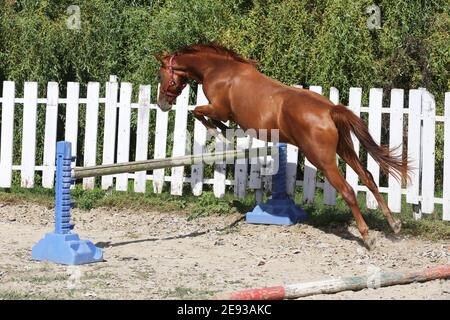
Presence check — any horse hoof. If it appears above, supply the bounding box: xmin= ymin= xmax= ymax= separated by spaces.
xmin=364 ymin=234 xmax=377 ymax=251
xmin=392 ymin=220 xmax=402 ymax=234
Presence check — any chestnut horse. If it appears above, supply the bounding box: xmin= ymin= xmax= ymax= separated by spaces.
xmin=155 ymin=44 xmax=409 ymax=249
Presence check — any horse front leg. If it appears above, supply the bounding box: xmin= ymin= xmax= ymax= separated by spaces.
xmin=210 ymin=119 xmax=231 ymax=134
xmin=192 ymin=105 xmax=232 ymax=144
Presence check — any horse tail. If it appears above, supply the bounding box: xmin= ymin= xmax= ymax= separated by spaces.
xmin=330 ymin=104 xmax=410 ymax=182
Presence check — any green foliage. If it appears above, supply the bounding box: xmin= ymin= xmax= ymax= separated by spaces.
xmin=188 ymin=191 xmax=234 ymax=219
xmin=0 ymin=0 xmax=155 ymax=87
xmin=99 ymin=188 xmax=190 ymax=212
xmin=1 ymin=0 xmax=447 ymax=94
xmin=148 ymin=0 xmax=239 ymax=53
xmin=377 ymin=1 xmax=449 ymax=97
xmin=72 ymin=186 xmax=105 ymax=210
xmin=308 ymin=0 xmax=377 ymax=94
xmin=226 ymin=0 xmax=316 ymax=85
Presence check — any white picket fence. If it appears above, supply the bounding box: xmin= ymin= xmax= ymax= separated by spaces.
xmin=0 ymin=77 xmax=449 ymax=221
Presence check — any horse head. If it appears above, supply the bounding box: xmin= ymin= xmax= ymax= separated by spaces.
xmin=155 ymin=53 xmax=188 ymax=112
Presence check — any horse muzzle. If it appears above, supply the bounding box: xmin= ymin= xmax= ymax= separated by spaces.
xmin=157 ymin=96 xmax=173 ymax=112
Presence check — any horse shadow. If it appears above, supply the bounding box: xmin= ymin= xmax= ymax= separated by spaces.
xmin=95 ymin=215 xmax=244 ymax=249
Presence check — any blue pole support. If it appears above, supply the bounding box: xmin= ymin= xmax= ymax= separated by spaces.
xmin=246 ymin=143 xmax=307 ymax=225
xmin=32 ymin=141 xmax=103 ymax=265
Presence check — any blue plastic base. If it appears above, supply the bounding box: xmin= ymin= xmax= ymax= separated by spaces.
xmin=246 ymin=199 xmax=308 ymax=225
xmin=32 ymin=232 xmax=103 ymax=265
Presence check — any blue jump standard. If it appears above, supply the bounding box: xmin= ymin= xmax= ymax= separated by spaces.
xmin=32 ymin=141 xmax=103 ymax=265
xmin=246 ymin=143 xmax=307 ymax=225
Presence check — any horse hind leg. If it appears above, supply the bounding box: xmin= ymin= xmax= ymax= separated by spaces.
xmin=320 ymin=160 xmax=377 ymax=250
xmin=292 ymin=123 xmax=375 ymax=249
xmin=337 ymin=148 xmax=402 ymax=234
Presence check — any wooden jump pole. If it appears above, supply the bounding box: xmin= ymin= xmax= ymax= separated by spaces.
xmin=73 ymin=147 xmax=273 ymax=179
xmin=214 ymin=264 xmax=450 ymax=300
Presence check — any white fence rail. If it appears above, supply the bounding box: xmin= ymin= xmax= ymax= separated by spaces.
xmin=0 ymin=77 xmax=449 ymax=221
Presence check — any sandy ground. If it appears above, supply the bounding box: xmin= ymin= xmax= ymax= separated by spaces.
xmin=0 ymin=202 xmax=449 ymax=300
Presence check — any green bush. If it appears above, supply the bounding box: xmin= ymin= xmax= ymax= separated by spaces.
xmin=72 ymin=187 xmax=105 ymax=210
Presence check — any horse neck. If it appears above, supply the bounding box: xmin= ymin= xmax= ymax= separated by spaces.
xmin=176 ymin=54 xmax=238 ymax=84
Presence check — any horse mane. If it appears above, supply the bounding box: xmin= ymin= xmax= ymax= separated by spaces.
xmin=172 ymin=43 xmax=257 ymax=65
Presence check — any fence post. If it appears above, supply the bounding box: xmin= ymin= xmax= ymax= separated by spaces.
xmin=443 ymin=92 xmax=450 ymax=221
xmin=420 ymin=90 xmax=436 ymax=214
xmin=32 ymin=141 xmax=103 ymax=265
xmin=0 ymin=81 xmax=15 ymax=188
